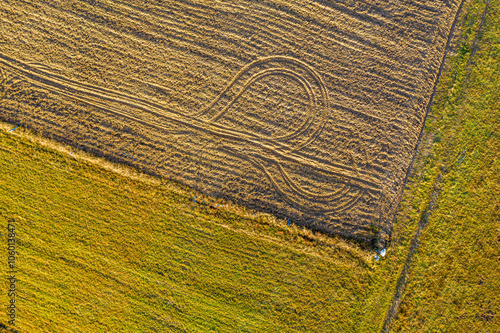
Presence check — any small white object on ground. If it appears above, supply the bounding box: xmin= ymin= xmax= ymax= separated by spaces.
xmin=380 ymin=248 xmax=386 ymax=257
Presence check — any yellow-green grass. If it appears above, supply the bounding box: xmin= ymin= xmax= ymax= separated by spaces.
xmin=0 ymin=0 xmax=499 ymax=331
xmin=388 ymin=0 xmax=500 ymax=331
xmin=0 ymin=120 xmax=377 ymax=332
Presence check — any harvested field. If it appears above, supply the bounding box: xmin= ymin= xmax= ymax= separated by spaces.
xmin=0 ymin=0 xmax=464 ymax=245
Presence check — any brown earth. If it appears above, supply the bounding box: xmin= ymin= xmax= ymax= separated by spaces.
xmin=0 ymin=0 xmax=463 ymax=246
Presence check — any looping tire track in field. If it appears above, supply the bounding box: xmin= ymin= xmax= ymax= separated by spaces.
xmin=381 ymin=0 xmax=489 ymax=330
xmin=0 ymin=52 xmax=375 ymax=214
xmin=194 ymin=56 xmax=329 ymax=152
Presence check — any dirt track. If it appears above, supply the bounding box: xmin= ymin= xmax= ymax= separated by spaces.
xmin=0 ymin=0 xmax=463 ymax=244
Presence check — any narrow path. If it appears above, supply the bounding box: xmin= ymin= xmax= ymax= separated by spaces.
xmin=381 ymin=0 xmax=492 ymax=331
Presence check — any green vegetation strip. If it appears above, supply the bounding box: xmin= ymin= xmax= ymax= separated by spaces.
xmin=0 ymin=124 xmax=376 ymax=332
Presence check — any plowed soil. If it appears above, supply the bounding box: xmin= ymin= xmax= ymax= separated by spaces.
xmin=0 ymin=0 xmax=464 ymax=244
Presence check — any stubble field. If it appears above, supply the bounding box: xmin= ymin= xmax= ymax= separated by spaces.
xmin=0 ymin=0 xmax=465 ymax=245
xmin=0 ymin=0 xmax=499 ymax=331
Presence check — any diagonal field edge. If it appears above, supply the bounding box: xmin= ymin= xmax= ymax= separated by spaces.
xmin=0 ymin=1 xmax=468 ymax=244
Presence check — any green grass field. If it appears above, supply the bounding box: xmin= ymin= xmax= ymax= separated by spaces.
xmin=389 ymin=0 xmax=500 ymax=330
xmin=0 ymin=0 xmax=499 ymax=332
